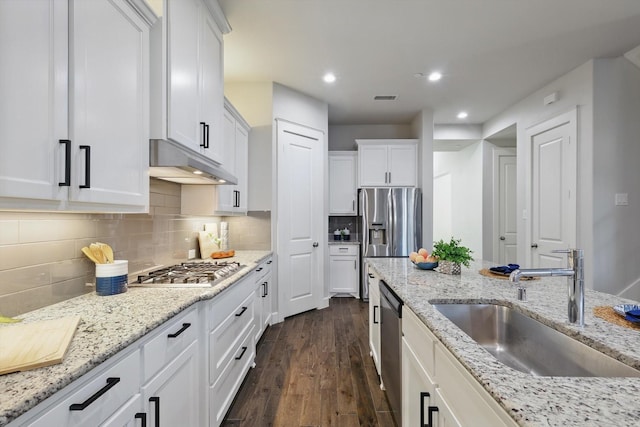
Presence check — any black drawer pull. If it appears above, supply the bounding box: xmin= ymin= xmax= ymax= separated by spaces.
xmin=135 ymin=412 xmax=147 ymax=427
xmin=235 ymin=346 xmax=248 ymax=360
xmin=368 ymin=273 xmax=374 ymax=279
xmin=373 ymin=305 xmax=379 ymax=324
xmin=200 ymin=122 xmax=206 ymax=148
xmin=427 ymin=405 xmax=439 ymax=427
xmin=149 ymin=396 xmax=160 ymax=427
xmin=256 ymin=267 xmax=263 ymax=272
xmin=167 ymin=322 xmax=191 ymax=338
xmin=59 ymin=139 xmax=71 ymax=186
xmin=69 ymin=377 xmax=120 ymax=411
xmin=419 ymin=392 xmax=430 ymax=427
xmin=267 ymin=260 xmax=272 ymax=264
xmin=79 ymin=145 xmax=91 ymax=188
xmin=235 ymin=306 xmax=248 ymax=317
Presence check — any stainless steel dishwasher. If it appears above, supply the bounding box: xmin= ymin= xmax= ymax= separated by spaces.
xmin=380 ymin=280 xmax=402 ymax=427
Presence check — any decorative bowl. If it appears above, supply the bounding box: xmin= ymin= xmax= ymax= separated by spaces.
xmin=412 ymin=261 xmax=438 ymax=270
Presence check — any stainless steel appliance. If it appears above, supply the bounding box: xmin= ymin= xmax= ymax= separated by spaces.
xmin=380 ymin=280 xmax=402 ymax=427
xmin=360 ymin=187 xmax=422 ymax=299
xmin=130 ymin=261 xmax=242 ymax=288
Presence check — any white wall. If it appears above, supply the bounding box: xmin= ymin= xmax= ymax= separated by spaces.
xmin=328 ymin=124 xmax=414 ymax=150
xmin=433 ymin=142 xmax=483 ymax=259
xmin=593 ymin=57 xmax=640 ymax=298
xmin=482 ymin=61 xmax=595 ymax=288
xmin=412 ymin=109 xmax=434 ymax=251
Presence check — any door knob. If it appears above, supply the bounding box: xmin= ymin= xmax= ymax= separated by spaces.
xmin=312 ymin=242 xmax=319 ymax=247
xmin=531 ymin=243 xmax=538 ymax=248
xmin=499 ymin=236 xmax=506 ymax=241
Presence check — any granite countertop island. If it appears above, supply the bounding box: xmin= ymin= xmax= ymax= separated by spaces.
xmin=0 ymin=250 xmax=272 ymax=426
xmin=367 ymin=257 xmax=640 ymax=427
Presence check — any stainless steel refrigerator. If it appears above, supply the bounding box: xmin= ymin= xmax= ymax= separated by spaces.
xmin=360 ymin=187 xmax=422 ymax=300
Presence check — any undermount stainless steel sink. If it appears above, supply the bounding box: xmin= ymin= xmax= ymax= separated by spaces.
xmin=432 ymin=303 xmax=640 ymax=377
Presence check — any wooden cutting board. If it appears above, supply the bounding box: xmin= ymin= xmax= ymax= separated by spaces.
xmin=198 ymin=230 xmax=219 ymax=259
xmin=0 ymin=316 xmax=81 ymax=375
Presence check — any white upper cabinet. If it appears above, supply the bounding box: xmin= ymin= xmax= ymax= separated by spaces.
xmin=357 ymin=139 xmax=418 ymax=187
xmin=0 ymin=0 xmax=153 ymax=212
xmin=156 ymin=0 xmax=227 ymax=165
xmin=181 ymin=101 xmax=250 ymax=216
xmin=329 ymin=152 xmax=358 ymax=215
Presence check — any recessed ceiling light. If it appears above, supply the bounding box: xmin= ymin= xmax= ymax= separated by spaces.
xmin=428 ymin=71 xmax=442 ymax=82
xmin=193 ymin=170 xmax=203 ymax=175
xmin=457 ymin=111 xmax=468 ymax=119
xmin=323 ymin=73 xmax=336 ymax=83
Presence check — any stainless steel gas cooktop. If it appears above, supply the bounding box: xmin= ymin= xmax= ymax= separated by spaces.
xmin=130 ymin=261 xmax=243 ymax=288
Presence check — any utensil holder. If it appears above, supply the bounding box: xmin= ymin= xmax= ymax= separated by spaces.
xmin=95 ymin=260 xmax=128 ymax=296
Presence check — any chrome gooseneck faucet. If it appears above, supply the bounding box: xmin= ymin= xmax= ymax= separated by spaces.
xmin=509 ymin=249 xmax=585 ymax=327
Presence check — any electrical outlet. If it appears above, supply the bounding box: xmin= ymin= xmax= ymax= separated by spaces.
xmin=615 ymin=193 xmax=629 ymax=206
xmin=188 ymin=249 xmax=196 ymax=259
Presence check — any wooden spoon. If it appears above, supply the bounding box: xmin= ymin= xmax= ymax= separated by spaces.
xmin=89 ymin=243 xmax=106 ymax=264
xmin=97 ymin=242 xmax=114 ymax=263
xmin=81 ymin=246 xmax=100 ymax=264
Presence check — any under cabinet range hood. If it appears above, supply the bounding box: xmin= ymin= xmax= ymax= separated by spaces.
xmin=149 ymin=139 xmax=237 ymax=185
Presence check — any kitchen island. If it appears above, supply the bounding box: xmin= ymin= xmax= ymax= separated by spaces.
xmin=0 ymin=250 xmax=272 ymax=426
xmin=367 ymin=257 xmax=640 ymax=426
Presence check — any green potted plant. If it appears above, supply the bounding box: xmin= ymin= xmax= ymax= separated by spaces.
xmin=431 ymin=237 xmax=473 ymax=275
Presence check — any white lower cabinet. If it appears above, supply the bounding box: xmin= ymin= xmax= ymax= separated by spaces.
xmin=402 ymin=307 xmax=517 ymax=427
xmin=367 ymin=264 xmax=381 ymax=376
xmin=100 ymin=394 xmax=143 ymax=427
xmin=207 ymin=272 xmax=257 ymax=426
xmin=25 ymin=349 xmax=141 ymax=427
xmin=254 ymin=257 xmax=273 ymax=342
xmin=329 ymin=245 xmax=359 ymax=298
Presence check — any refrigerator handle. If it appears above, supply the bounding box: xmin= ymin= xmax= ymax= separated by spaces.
xmin=361 ymin=190 xmax=369 ymax=252
xmin=387 ymin=189 xmax=394 ymax=256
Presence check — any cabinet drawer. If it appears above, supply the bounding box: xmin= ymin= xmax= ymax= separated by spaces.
xmin=209 ymin=325 xmax=255 ymax=426
xmin=143 ymin=306 xmax=199 ymax=383
xmin=28 ymin=349 xmax=140 ymax=427
xmin=434 ymin=345 xmax=516 ymax=427
xmin=209 ymin=292 xmax=255 ymax=385
xmin=329 ymin=245 xmax=358 ymax=256
xmin=402 ymin=307 xmax=437 ymax=379
xmin=254 ymin=257 xmax=272 ymax=282
xmin=208 ymin=273 xmax=254 ymax=329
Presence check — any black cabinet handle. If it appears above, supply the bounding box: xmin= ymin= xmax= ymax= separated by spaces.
xmin=373 ymin=305 xmax=379 ymax=324
xmin=235 ymin=306 xmax=248 ymax=317
xmin=204 ymin=123 xmax=210 ymax=148
xmin=255 ymin=267 xmax=263 ymax=272
xmin=200 ymin=122 xmax=206 ymax=148
xmin=419 ymin=392 xmax=430 ymax=427
xmin=135 ymin=412 xmax=147 ymax=427
xmin=265 ymin=281 xmax=269 ymax=296
xmin=235 ymin=346 xmax=248 ymax=360
xmin=427 ymin=405 xmax=439 ymax=427
xmin=368 ymin=273 xmax=374 ymax=279
xmin=167 ymin=322 xmax=191 ymax=338
xmin=69 ymin=377 xmax=120 ymax=411
xmin=262 ymin=282 xmax=268 ymax=298
xmin=149 ymin=396 xmax=160 ymax=427
xmin=59 ymin=139 xmax=71 ymax=186
xmin=235 ymin=190 xmax=240 ymax=207
xmin=79 ymin=145 xmax=91 ymax=188
xmin=267 ymin=260 xmax=272 ymax=264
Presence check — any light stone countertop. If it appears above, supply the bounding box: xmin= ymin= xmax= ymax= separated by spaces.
xmin=0 ymin=250 xmax=272 ymax=426
xmin=367 ymin=257 xmax=640 ymax=427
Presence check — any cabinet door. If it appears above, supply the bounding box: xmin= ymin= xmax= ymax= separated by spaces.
xmin=434 ymin=389 xmax=463 ymax=427
xmin=388 ymin=144 xmax=417 ymax=186
xmin=0 ymin=0 xmax=68 ymax=203
xmin=166 ymin=0 xmax=201 ymax=152
xmin=216 ymin=109 xmax=235 ymax=212
xmin=69 ymin=0 xmax=149 ymax=208
xmin=142 ymin=341 xmax=200 ymax=427
xmin=101 ymin=394 xmax=143 ymax=427
xmin=234 ymin=123 xmax=249 ymax=213
xmin=262 ymin=271 xmax=273 ymax=330
xmin=329 ymin=154 xmax=357 ymax=215
xmin=329 ymin=255 xmax=358 ymax=295
xmin=254 ymin=282 xmax=265 ymax=342
xmin=402 ymin=339 xmax=437 ymax=427
xmin=358 ymin=145 xmax=388 ymax=187
xmin=368 ymin=270 xmax=381 ymax=375
xmin=199 ymin=10 xmax=224 ymax=164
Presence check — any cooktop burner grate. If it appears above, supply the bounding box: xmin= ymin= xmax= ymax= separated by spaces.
xmin=133 ymin=261 xmax=242 ymax=287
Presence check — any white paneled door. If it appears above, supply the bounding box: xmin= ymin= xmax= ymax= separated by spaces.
xmin=528 ymin=109 xmax=577 ymax=267
xmin=494 ymin=150 xmax=517 ymax=264
xmin=276 ymin=120 xmax=324 ymax=319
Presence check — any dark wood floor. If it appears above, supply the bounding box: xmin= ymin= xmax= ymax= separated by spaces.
xmin=222 ymin=298 xmax=395 ymax=427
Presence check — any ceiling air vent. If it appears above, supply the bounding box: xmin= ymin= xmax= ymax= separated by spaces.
xmin=374 ymin=95 xmax=397 ymax=101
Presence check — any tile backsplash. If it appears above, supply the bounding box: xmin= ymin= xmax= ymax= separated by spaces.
xmin=0 ymin=179 xmax=271 ymax=316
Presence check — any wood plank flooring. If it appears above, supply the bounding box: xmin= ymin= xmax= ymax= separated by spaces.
xmin=222 ymin=298 xmax=395 ymax=427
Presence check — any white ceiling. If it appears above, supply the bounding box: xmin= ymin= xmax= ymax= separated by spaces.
xmin=219 ymin=0 xmax=640 ymax=126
